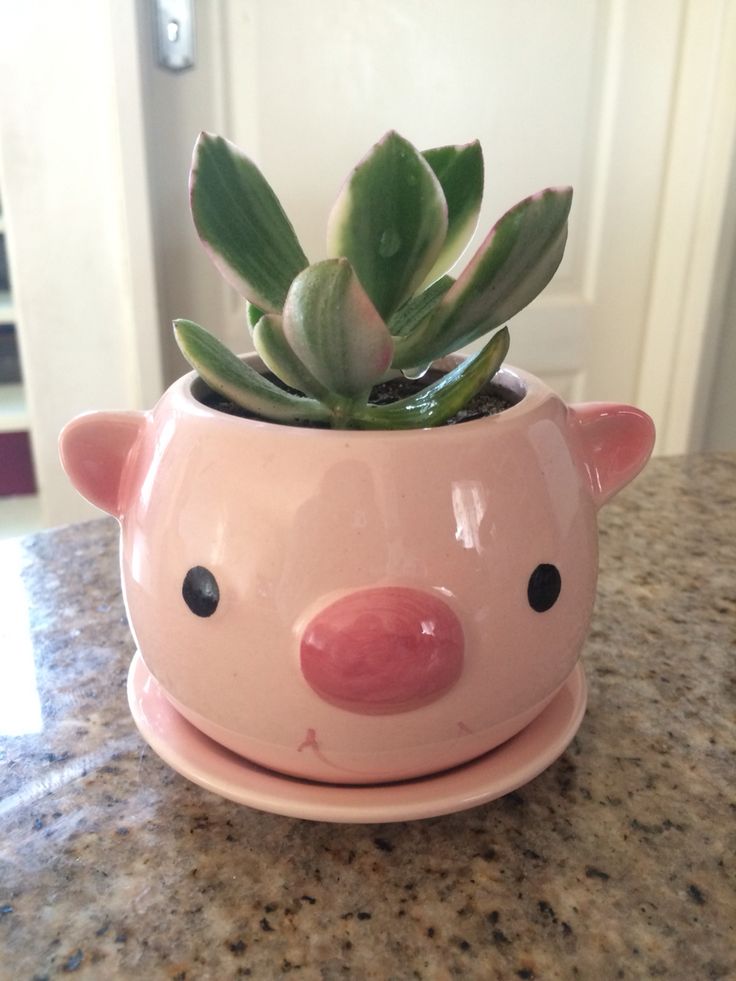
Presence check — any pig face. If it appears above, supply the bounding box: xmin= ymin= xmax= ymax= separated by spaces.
xmin=60 ymin=362 xmax=654 ymax=783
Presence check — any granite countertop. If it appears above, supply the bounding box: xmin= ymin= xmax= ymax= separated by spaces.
xmin=1 ymin=453 xmax=734 ymax=979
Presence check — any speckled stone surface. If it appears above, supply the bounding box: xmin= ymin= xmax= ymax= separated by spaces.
xmin=0 ymin=453 xmax=734 ymax=980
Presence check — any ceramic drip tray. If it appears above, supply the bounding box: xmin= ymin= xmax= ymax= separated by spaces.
xmin=127 ymin=651 xmax=587 ymax=823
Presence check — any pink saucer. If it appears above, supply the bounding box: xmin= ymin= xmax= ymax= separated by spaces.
xmin=127 ymin=651 xmax=587 ymax=823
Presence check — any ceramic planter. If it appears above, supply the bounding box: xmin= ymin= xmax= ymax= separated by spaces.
xmin=60 ymin=355 xmax=654 ymax=811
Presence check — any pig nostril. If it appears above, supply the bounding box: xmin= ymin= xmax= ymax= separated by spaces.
xmin=300 ymin=587 xmax=464 ymax=714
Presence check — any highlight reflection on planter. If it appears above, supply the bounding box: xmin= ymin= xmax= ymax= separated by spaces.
xmin=300 ymin=587 xmax=465 ymax=713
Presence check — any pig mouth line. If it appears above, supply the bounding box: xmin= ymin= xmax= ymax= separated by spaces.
xmin=296 ymin=721 xmax=476 ymax=774
xmin=297 ymin=728 xmax=330 ymax=765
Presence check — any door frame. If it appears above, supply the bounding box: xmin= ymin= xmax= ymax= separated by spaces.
xmin=634 ymin=0 xmax=736 ymax=454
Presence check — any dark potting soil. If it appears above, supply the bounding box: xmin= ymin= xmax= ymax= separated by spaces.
xmin=197 ymin=369 xmax=517 ymax=428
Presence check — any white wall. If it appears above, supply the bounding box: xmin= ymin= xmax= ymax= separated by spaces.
xmin=0 ymin=0 xmax=163 ymax=524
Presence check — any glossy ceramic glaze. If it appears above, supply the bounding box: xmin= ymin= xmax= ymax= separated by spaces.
xmin=127 ymin=651 xmax=588 ymax=822
xmin=60 ymin=357 xmax=654 ymax=784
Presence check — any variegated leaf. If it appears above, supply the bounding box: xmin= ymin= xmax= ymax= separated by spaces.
xmin=326 ymin=131 xmax=448 ymax=319
xmin=190 ymin=133 xmax=308 ymax=312
xmin=173 ymin=319 xmax=329 ymax=423
xmin=252 ymin=313 xmax=332 ymax=403
xmin=388 ymin=274 xmax=454 ymax=338
xmin=420 ymin=141 xmax=483 ymax=285
xmin=392 ymin=187 xmax=572 ymax=368
xmin=283 ymin=259 xmax=394 ymax=401
xmin=357 ymin=328 xmax=510 ymax=429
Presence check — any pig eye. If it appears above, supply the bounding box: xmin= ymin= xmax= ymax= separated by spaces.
xmin=527 ymin=563 xmax=561 ymax=613
xmin=182 ymin=566 xmax=220 ymax=617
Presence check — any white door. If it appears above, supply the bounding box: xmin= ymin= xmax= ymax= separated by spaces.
xmin=140 ymin=0 xmax=735 ymax=427
xmin=219 ymin=0 xmax=684 ymax=407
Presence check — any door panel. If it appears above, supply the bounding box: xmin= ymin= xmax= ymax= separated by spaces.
xmin=221 ymin=0 xmax=683 ymax=402
xmin=143 ymin=1 xmax=684 ymax=404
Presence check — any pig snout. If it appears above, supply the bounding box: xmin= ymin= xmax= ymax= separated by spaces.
xmin=300 ymin=587 xmax=464 ymax=713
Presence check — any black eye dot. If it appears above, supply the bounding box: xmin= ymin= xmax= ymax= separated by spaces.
xmin=182 ymin=566 xmax=220 ymax=617
xmin=527 ymin=563 xmax=561 ymax=613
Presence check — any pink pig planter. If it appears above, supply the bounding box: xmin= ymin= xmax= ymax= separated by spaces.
xmin=60 ymin=356 xmax=654 ymax=821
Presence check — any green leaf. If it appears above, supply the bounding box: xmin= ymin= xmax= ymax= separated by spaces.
xmin=388 ymin=274 xmax=454 ymax=338
xmin=421 ymin=141 xmax=483 ymax=285
xmin=246 ymin=301 xmax=266 ymax=332
xmin=173 ymin=319 xmax=329 ymax=424
xmin=283 ymin=259 xmax=394 ymax=402
xmin=326 ymin=131 xmax=448 ymax=319
xmin=252 ymin=313 xmax=333 ymax=403
xmin=190 ymin=133 xmax=309 ymax=312
xmin=355 ymin=327 xmax=510 ymax=429
xmin=392 ymin=187 xmax=572 ymax=368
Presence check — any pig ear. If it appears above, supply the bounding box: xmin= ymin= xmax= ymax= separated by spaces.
xmin=59 ymin=411 xmax=147 ymax=518
xmin=569 ymin=403 xmax=655 ymax=508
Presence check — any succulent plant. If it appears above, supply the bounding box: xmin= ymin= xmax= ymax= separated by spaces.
xmin=175 ymin=130 xmax=572 ymax=429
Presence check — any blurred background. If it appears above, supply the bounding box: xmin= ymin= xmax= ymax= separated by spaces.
xmin=0 ymin=0 xmax=734 ymax=534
